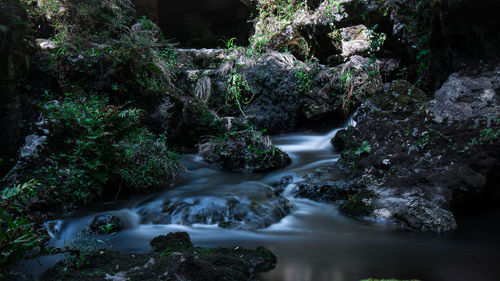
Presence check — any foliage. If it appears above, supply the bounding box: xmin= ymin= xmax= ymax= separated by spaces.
xmin=378 ymin=0 xmax=442 ymax=84
xmin=252 ymin=0 xmax=307 ymax=51
xmin=226 ymin=70 xmax=254 ymax=116
xmin=0 ymin=180 xmax=48 ymax=277
xmin=295 ymin=66 xmax=314 ymax=93
xmin=39 ymin=0 xmax=177 ymax=102
xmin=35 ymin=94 xmax=178 ymax=204
xmin=221 ymin=37 xmax=238 ymax=51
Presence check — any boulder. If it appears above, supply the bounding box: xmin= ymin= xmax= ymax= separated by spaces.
xmin=430 ymin=67 xmax=500 ymax=123
xmin=198 ymin=129 xmax=290 ymax=173
xmin=150 ymin=232 xmax=193 ymax=252
xmin=89 ymin=215 xmax=123 ymax=234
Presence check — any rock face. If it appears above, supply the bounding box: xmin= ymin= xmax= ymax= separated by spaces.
xmin=172 ymin=48 xmax=384 ymax=138
xmin=198 ymin=129 xmax=291 ymax=173
xmin=252 ymin=0 xmax=500 ymax=90
xmin=430 ymin=67 xmax=500 ymax=123
xmin=43 ymin=232 xmax=277 ymax=281
xmin=331 ymin=69 xmax=500 ymax=232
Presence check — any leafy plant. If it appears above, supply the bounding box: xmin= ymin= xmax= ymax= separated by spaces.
xmin=34 ymin=94 xmax=178 ymax=204
xmin=339 ymin=193 xmax=374 ymax=217
xmin=221 ymin=37 xmax=238 ymax=51
xmin=295 ymin=67 xmax=314 ymax=93
xmin=226 ymin=70 xmax=254 ymax=116
xmin=0 ymin=180 xmax=48 ymax=277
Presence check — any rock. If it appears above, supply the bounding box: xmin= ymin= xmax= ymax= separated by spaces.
xmin=198 ymin=129 xmax=291 ymax=173
xmin=401 ymin=198 xmax=457 ymax=233
xmin=175 ymin=48 xmax=385 ymax=137
xmin=19 ymin=134 xmax=46 ymax=161
xmin=295 ymin=179 xmax=356 ymax=203
xmin=36 ymin=39 xmax=56 ymax=49
xmin=89 ymin=215 xmax=123 ymax=234
xmin=369 ymin=188 xmax=457 ymax=233
xmin=150 ymin=232 xmax=193 ymax=252
xmin=140 ymin=182 xmax=293 ymax=230
xmin=430 ymin=67 xmax=500 ymax=123
xmin=43 ymin=232 xmax=277 ymax=281
xmin=333 ymin=24 xmax=373 ymax=61
xmin=332 ymin=73 xmax=499 ymax=232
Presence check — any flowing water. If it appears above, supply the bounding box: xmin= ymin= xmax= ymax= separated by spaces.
xmin=28 ymin=123 xmax=500 ymax=281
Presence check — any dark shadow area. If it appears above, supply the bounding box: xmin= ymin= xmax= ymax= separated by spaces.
xmin=158 ymin=0 xmax=252 ymax=48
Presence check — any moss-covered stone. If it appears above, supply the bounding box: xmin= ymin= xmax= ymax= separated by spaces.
xmin=42 ymin=232 xmax=277 ymax=281
xmin=198 ymin=128 xmax=291 ymax=173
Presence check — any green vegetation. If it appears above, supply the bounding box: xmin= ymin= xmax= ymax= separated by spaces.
xmin=251 ymin=0 xmax=307 ymax=51
xmin=33 ymin=94 xmax=178 ymax=204
xmin=226 ymin=70 xmax=254 ymax=116
xmin=295 ymin=66 xmax=314 ymax=93
xmin=0 ymin=180 xmax=48 ymax=278
xmin=221 ymin=37 xmax=238 ymax=51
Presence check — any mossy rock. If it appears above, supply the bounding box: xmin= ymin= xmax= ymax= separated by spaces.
xmin=150 ymin=231 xmax=194 ymax=253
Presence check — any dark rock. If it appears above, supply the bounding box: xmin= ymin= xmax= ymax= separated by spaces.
xmin=42 ymin=233 xmax=277 ymax=281
xmin=176 ymin=49 xmax=383 ymax=136
xmin=89 ymin=215 xmax=123 ymax=234
xmin=150 ymin=232 xmax=193 ymax=252
xmin=198 ymin=129 xmax=291 ymax=173
xmin=333 ymin=67 xmax=500 ymax=232
xmin=430 ymin=67 xmax=500 ymax=124
xmin=275 ymin=175 xmax=294 ymax=192
xmin=295 ymin=180 xmax=356 ymax=203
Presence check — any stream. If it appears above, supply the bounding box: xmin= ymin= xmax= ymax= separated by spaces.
xmin=24 ymin=123 xmax=500 ymax=281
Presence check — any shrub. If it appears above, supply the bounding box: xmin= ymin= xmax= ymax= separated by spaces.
xmin=35 ymin=94 xmax=178 ymax=204
xmin=0 ymin=180 xmax=48 ymax=277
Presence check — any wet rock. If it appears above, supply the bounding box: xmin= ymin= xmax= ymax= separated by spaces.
xmin=275 ymin=175 xmax=294 ymax=192
xmin=295 ymin=180 xmax=356 ymax=203
xmin=142 ymin=183 xmax=293 ymax=230
xmin=332 ymin=72 xmax=499 ymax=232
xmin=198 ymin=129 xmax=290 ymax=173
xmin=89 ymin=215 xmax=123 ymax=234
xmin=401 ymin=198 xmax=457 ymax=233
xmin=370 ymin=188 xmax=457 ymax=233
xmin=150 ymin=232 xmax=193 ymax=252
xmin=42 ymin=232 xmax=277 ymax=281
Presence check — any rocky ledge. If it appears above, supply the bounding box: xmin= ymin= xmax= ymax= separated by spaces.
xmin=328 ymin=67 xmax=499 ymax=233
xmin=42 ymin=232 xmax=276 ymax=281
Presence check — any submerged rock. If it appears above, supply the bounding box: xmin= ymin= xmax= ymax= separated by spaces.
xmin=140 ymin=182 xmax=293 ymax=230
xmin=198 ymin=129 xmax=291 ymax=173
